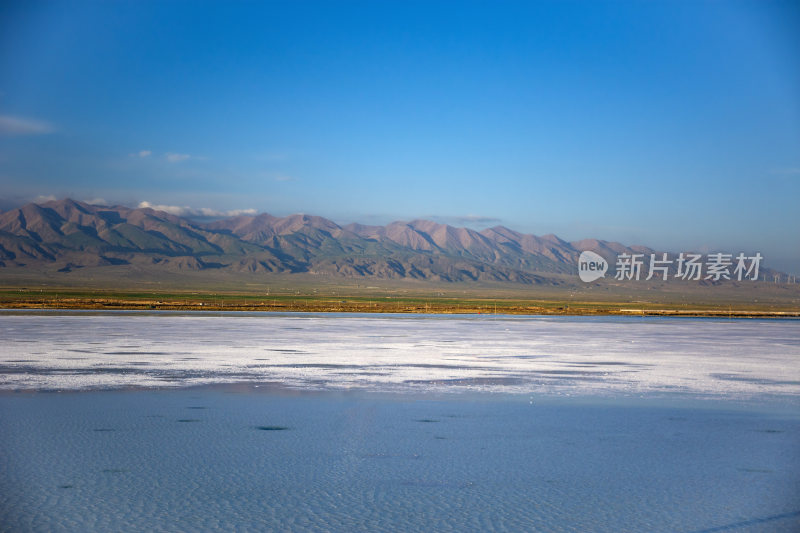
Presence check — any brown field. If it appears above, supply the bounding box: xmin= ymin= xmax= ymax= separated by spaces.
xmin=1 ymin=284 xmax=798 ymax=318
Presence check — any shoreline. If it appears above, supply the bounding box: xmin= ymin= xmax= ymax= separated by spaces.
xmin=1 ymin=296 xmax=798 ymax=318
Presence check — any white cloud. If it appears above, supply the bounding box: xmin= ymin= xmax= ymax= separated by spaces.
xmin=219 ymin=208 xmax=258 ymax=217
xmin=0 ymin=115 xmax=55 ymax=136
xmin=138 ymin=201 xmax=256 ymax=218
xmin=83 ymin=197 xmax=107 ymax=205
xmin=771 ymin=167 xmax=800 ymax=176
xmin=429 ymin=214 xmax=503 ymax=227
xmin=34 ymin=194 xmax=57 ymax=203
xmin=128 ymin=151 xmax=205 ymax=162
xmin=165 ymin=152 xmax=191 ymax=163
xmin=254 ymin=152 xmax=288 ymax=162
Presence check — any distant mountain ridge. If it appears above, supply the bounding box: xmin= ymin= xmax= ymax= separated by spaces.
xmin=0 ymin=198 xmax=770 ymax=284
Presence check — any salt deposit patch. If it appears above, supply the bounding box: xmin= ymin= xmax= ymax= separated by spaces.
xmin=0 ymin=312 xmax=798 ymax=399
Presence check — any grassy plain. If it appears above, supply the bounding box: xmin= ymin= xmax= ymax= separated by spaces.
xmin=1 ymin=267 xmax=798 ymax=317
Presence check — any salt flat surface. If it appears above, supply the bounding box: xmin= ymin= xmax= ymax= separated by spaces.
xmin=1 ymin=311 xmax=798 ymax=398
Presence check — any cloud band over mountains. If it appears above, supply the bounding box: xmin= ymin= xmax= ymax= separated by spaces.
xmin=137 ymin=201 xmax=256 ymax=218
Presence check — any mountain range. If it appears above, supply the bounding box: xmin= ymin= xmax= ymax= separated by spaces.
xmin=0 ymin=198 xmax=766 ymax=284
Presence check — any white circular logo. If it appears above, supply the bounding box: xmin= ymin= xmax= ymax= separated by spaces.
xmin=578 ymin=251 xmax=607 ymax=282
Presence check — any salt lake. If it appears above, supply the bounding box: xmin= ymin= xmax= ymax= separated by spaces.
xmin=1 ymin=312 xmax=798 ymax=531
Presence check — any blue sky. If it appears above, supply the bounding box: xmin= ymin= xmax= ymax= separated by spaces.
xmin=1 ymin=1 xmax=798 ymax=272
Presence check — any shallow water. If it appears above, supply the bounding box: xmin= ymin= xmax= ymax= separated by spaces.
xmin=0 ymin=389 xmax=798 ymax=532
